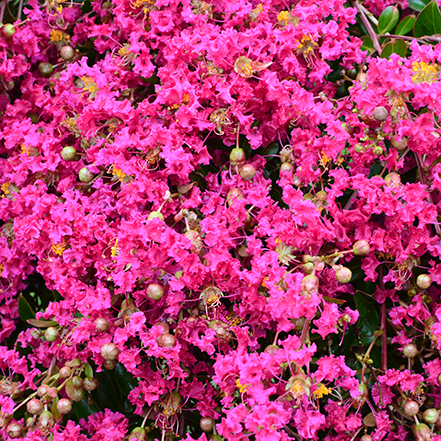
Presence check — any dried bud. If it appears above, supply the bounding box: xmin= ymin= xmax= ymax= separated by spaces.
xmin=157 ymin=333 xmax=176 ymax=348
xmin=56 ymin=398 xmax=72 ymax=415
xmin=335 ymin=267 xmax=352 ymax=283
xmin=372 ymin=106 xmax=388 ymax=122
xmin=94 ymin=317 xmax=110 ymax=333
xmin=100 ymin=342 xmax=120 ymax=360
xmin=404 ymin=400 xmax=419 ymax=417
xmin=147 ymin=283 xmax=164 ymax=300
xmin=353 ymin=240 xmax=370 ymax=256
xmin=403 ymin=343 xmax=418 ymax=359
xmin=6 ymin=422 xmax=23 ymax=439
xmin=417 ymin=274 xmax=432 ymax=290
xmin=200 ymin=417 xmax=214 ymax=433
xmin=27 ymin=398 xmax=43 ymax=415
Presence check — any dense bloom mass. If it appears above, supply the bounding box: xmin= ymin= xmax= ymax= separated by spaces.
xmin=1 ymin=0 xmax=441 ymax=440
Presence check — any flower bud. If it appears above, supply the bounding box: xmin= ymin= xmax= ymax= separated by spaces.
xmin=352 ymin=382 xmax=368 ymax=408
xmin=103 ymin=359 xmax=117 ymax=370
xmin=0 ymin=411 xmax=13 ymax=427
xmin=200 ymin=416 xmax=214 ymax=433
xmin=27 ymin=398 xmax=43 ymax=415
xmin=391 ymin=136 xmax=407 ymax=151
xmin=423 ymin=408 xmax=439 ymax=425
xmin=79 ymin=167 xmax=95 ymax=183
xmin=71 ymin=376 xmax=83 ymax=388
xmin=56 ymin=398 xmax=72 ymax=415
xmin=303 ymin=262 xmax=315 ymax=274
xmin=128 ymin=427 xmax=147 ymax=440
xmin=147 ymin=283 xmax=164 ymax=300
xmin=372 ymin=106 xmax=388 ymax=122
xmin=360 ymin=436 xmax=373 ymax=441
xmin=239 ymin=164 xmax=256 ymax=181
xmin=226 ymin=188 xmax=244 ymax=206
xmin=229 ymin=148 xmax=246 ymax=168
xmin=404 ymin=400 xmax=419 ymax=417
xmin=37 ymin=384 xmax=50 ymax=398
xmin=416 ymin=274 xmax=432 ymax=290
xmin=59 ymin=366 xmax=71 ymax=379
xmin=82 ymin=377 xmax=98 ymax=391
xmin=6 ymin=422 xmax=23 ymax=439
xmin=335 ymin=267 xmax=352 ymax=283
xmin=413 ymin=423 xmax=433 ymax=441
xmin=60 ymin=45 xmax=75 ymax=61
xmin=44 ymin=327 xmax=58 ymax=342
xmin=301 ymin=274 xmax=319 ymax=292
xmin=157 ymin=333 xmax=176 ymax=348
xmin=353 ymin=240 xmax=370 ymax=256
xmin=372 ymin=145 xmax=383 ymax=156
xmin=154 ymin=321 xmax=170 ymax=334
xmin=264 ymin=345 xmax=280 ymax=355
xmin=403 ymin=343 xmax=418 ymax=359
xmin=61 ymin=146 xmax=77 ymax=161
xmin=38 ymin=62 xmax=54 ymax=78
xmin=100 ymin=342 xmax=120 ymax=360
xmin=280 ymin=162 xmax=292 ymax=172
xmin=148 ymin=211 xmax=164 ymax=221
xmin=94 ymin=317 xmax=110 ymax=333
xmin=1 ymin=24 xmax=15 ymax=39
xmin=38 ymin=411 xmax=54 ymax=431
xmin=316 ymin=190 xmax=327 ymax=202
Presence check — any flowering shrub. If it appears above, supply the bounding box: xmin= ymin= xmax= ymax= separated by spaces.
xmin=2 ymin=0 xmax=441 ymax=439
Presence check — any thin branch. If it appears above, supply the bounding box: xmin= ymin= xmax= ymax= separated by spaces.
xmin=354 ymin=0 xmax=382 ymax=54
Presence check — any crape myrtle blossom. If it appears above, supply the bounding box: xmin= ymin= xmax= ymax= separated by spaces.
xmin=1 ymin=0 xmax=441 ymax=440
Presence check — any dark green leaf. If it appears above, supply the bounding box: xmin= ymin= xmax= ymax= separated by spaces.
xmin=115 ymin=363 xmax=138 ymax=397
xmin=381 ymin=39 xmax=407 ymax=58
xmin=26 ymin=319 xmax=58 ymax=328
xmin=361 ymin=36 xmax=374 ymax=53
xmin=18 ymin=294 xmax=36 ymax=322
xmin=84 ymin=363 xmax=93 ymax=381
xmin=414 ymin=0 xmax=441 ymax=37
xmin=378 ymin=6 xmax=400 ymax=34
xmin=409 ymin=0 xmax=431 ymax=11
xmin=72 ymin=398 xmax=98 ymax=420
xmin=355 ymin=292 xmax=379 ymax=344
xmin=396 ymin=15 xmax=416 ymax=35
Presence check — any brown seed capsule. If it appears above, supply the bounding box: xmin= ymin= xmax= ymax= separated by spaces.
xmin=391 ymin=136 xmax=408 ymax=151
xmin=59 ymin=366 xmax=71 ymax=379
xmin=56 ymin=398 xmax=72 ymax=415
xmin=94 ymin=317 xmax=110 ymax=333
xmin=6 ymin=422 xmax=23 ymax=439
xmin=404 ymin=400 xmax=419 ymax=417
xmin=103 ymin=359 xmax=117 ymax=370
xmin=82 ymin=378 xmax=98 ymax=391
xmin=27 ymin=398 xmax=44 ymax=415
xmin=100 ymin=342 xmax=120 ymax=360
xmin=157 ymin=333 xmax=176 ymax=348
xmin=60 ymin=45 xmax=75 ymax=61
xmin=200 ymin=416 xmax=214 ymax=433
xmin=372 ymin=106 xmax=388 ymax=122
xmin=71 ymin=376 xmax=83 ymax=388
xmin=147 ymin=283 xmax=164 ymax=300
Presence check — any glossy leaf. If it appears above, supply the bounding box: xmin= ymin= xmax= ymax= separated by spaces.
xmin=361 ymin=36 xmax=374 ymax=53
xmin=72 ymin=398 xmax=98 ymax=420
xmin=381 ymin=38 xmax=408 ymax=58
xmin=414 ymin=0 xmax=441 ymax=37
xmin=115 ymin=363 xmax=138 ymax=397
xmin=378 ymin=6 xmax=400 ymax=34
xmin=396 ymin=15 xmax=416 ymax=35
xmin=409 ymin=0 xmax=431 ymax=11
xmin=18 ymin=294 xmax=36 ymax=322
xmin=84 ymin=363 xmax=93 ymax=381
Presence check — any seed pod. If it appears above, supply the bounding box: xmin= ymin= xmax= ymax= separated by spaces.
xmin=404 ymin=400 xmax=419 ymax=417
xmin=229 ymin=148 xmax=246 ymax=168
xmin=103 ymin=359 xmax=117 ymax=370
xmin=78 ymin=167 xmax=95 ymax=183
xmin=128 ymin=427 xmax=147 ymax=440
xmin=60 ymin=45 xmax=75 ymax=61
xmin=61 ymin=146 xmax=77 ymax=161
xmin=403 ymin=343 xmax=418 ymax=359
xmin=147 ymin=211 xmax=164 ymax=221
xmin=56 ymin=398 xmax=72 ymax=415
xmin=239 ymin=164 xmax=256 ymax=181
xmin=100 ymin=342 xmax=120 ymax=360
xmin=94 ymin=317 xmax=110 ymax=333
xmin=157 ymin=333 xmax=176 ymax=348
xmin=59 ymin=366 xmax=71 ymax=379
xmin=372 ymin=106 xmax=388 ymax=122
xmin=83 ymin=378 xmax=98 ymax=391
xmin=353 ymin=240 xmax=370 ymax=256
xmin=27 ymin=398 xmax=44 ymax=415
xmin=147 ymin=283 xmax=164 ymax=300
xmin=200 ymin=416 xmax=214 ymax=433
xmin=335 ymin=267 xmax=352 ymax=283
xmin=413 ymin=423 xmax=433 ymax=441
xmin=44 ymin=327 xmax=58 ymax=342
xmin=423 ymin=408 xmax=439 ymax=425
xmin=417 ymin=274 xmax=432 ymax=290
xmin=38 ymin=62 xmax=54 ymax=78
xmin=6 ymin=422 xmax=23 ymax=439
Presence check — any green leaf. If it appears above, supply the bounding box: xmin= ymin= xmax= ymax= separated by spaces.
xmin=409 ymin=0 xmax=431 ymax=11
xmin=18 ymin=294 xmax=36 ymax=322
xmin=396 ymin=15 xmax=416 ymax=35
xmin=72 ymin=398 xmax=98 ymax=420
xmin=115 ymin=363 xmax=138 ymax=397
xmin=414 ymin=0 xmax=441 ymax=37
xmin=354 ymin=292 xmax=379 ymax=344
xmin=378 ymin=6 xmax=400 ymax=34
xmin=84 ymin=363 xmax=93 ymax=381
xmin=26 ymin=319 xmax=58 ymax=328
xmin=361 ymin=36 xmax=374 ymax=53
xmin=381 ymin=39 xmax=408 ymax=58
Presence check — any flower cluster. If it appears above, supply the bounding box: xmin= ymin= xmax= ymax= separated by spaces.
xmin=1 ymin=0 xmax=441 ymax=440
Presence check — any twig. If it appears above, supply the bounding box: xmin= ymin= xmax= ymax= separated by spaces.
xmin=358 ymin=2 xmax=378 ymax=26
xmin=378 ymin=34 xmax=428 ymax=44
xmin=379 ymin=266 xmax=387 ymax=372
xmin=354 ymin=0 xmax=382 ymax=54
xmin=17 ymin=0 xmax=23 ymax=21
xmin=0 ymin=0 xmax=6 ymax=23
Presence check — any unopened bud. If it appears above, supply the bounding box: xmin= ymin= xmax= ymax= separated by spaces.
xmin=372 ymin=106 xmax=388 ymax=122
xmin=56 ymin=398 xmax=72 ymax=415
xmin=100 ymin=342 xmax=120 ymax=360
xmin=416 ymin=274 xmax=432 ymax=290
xmin=27 ymin=398 xmax=44 ymax=415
